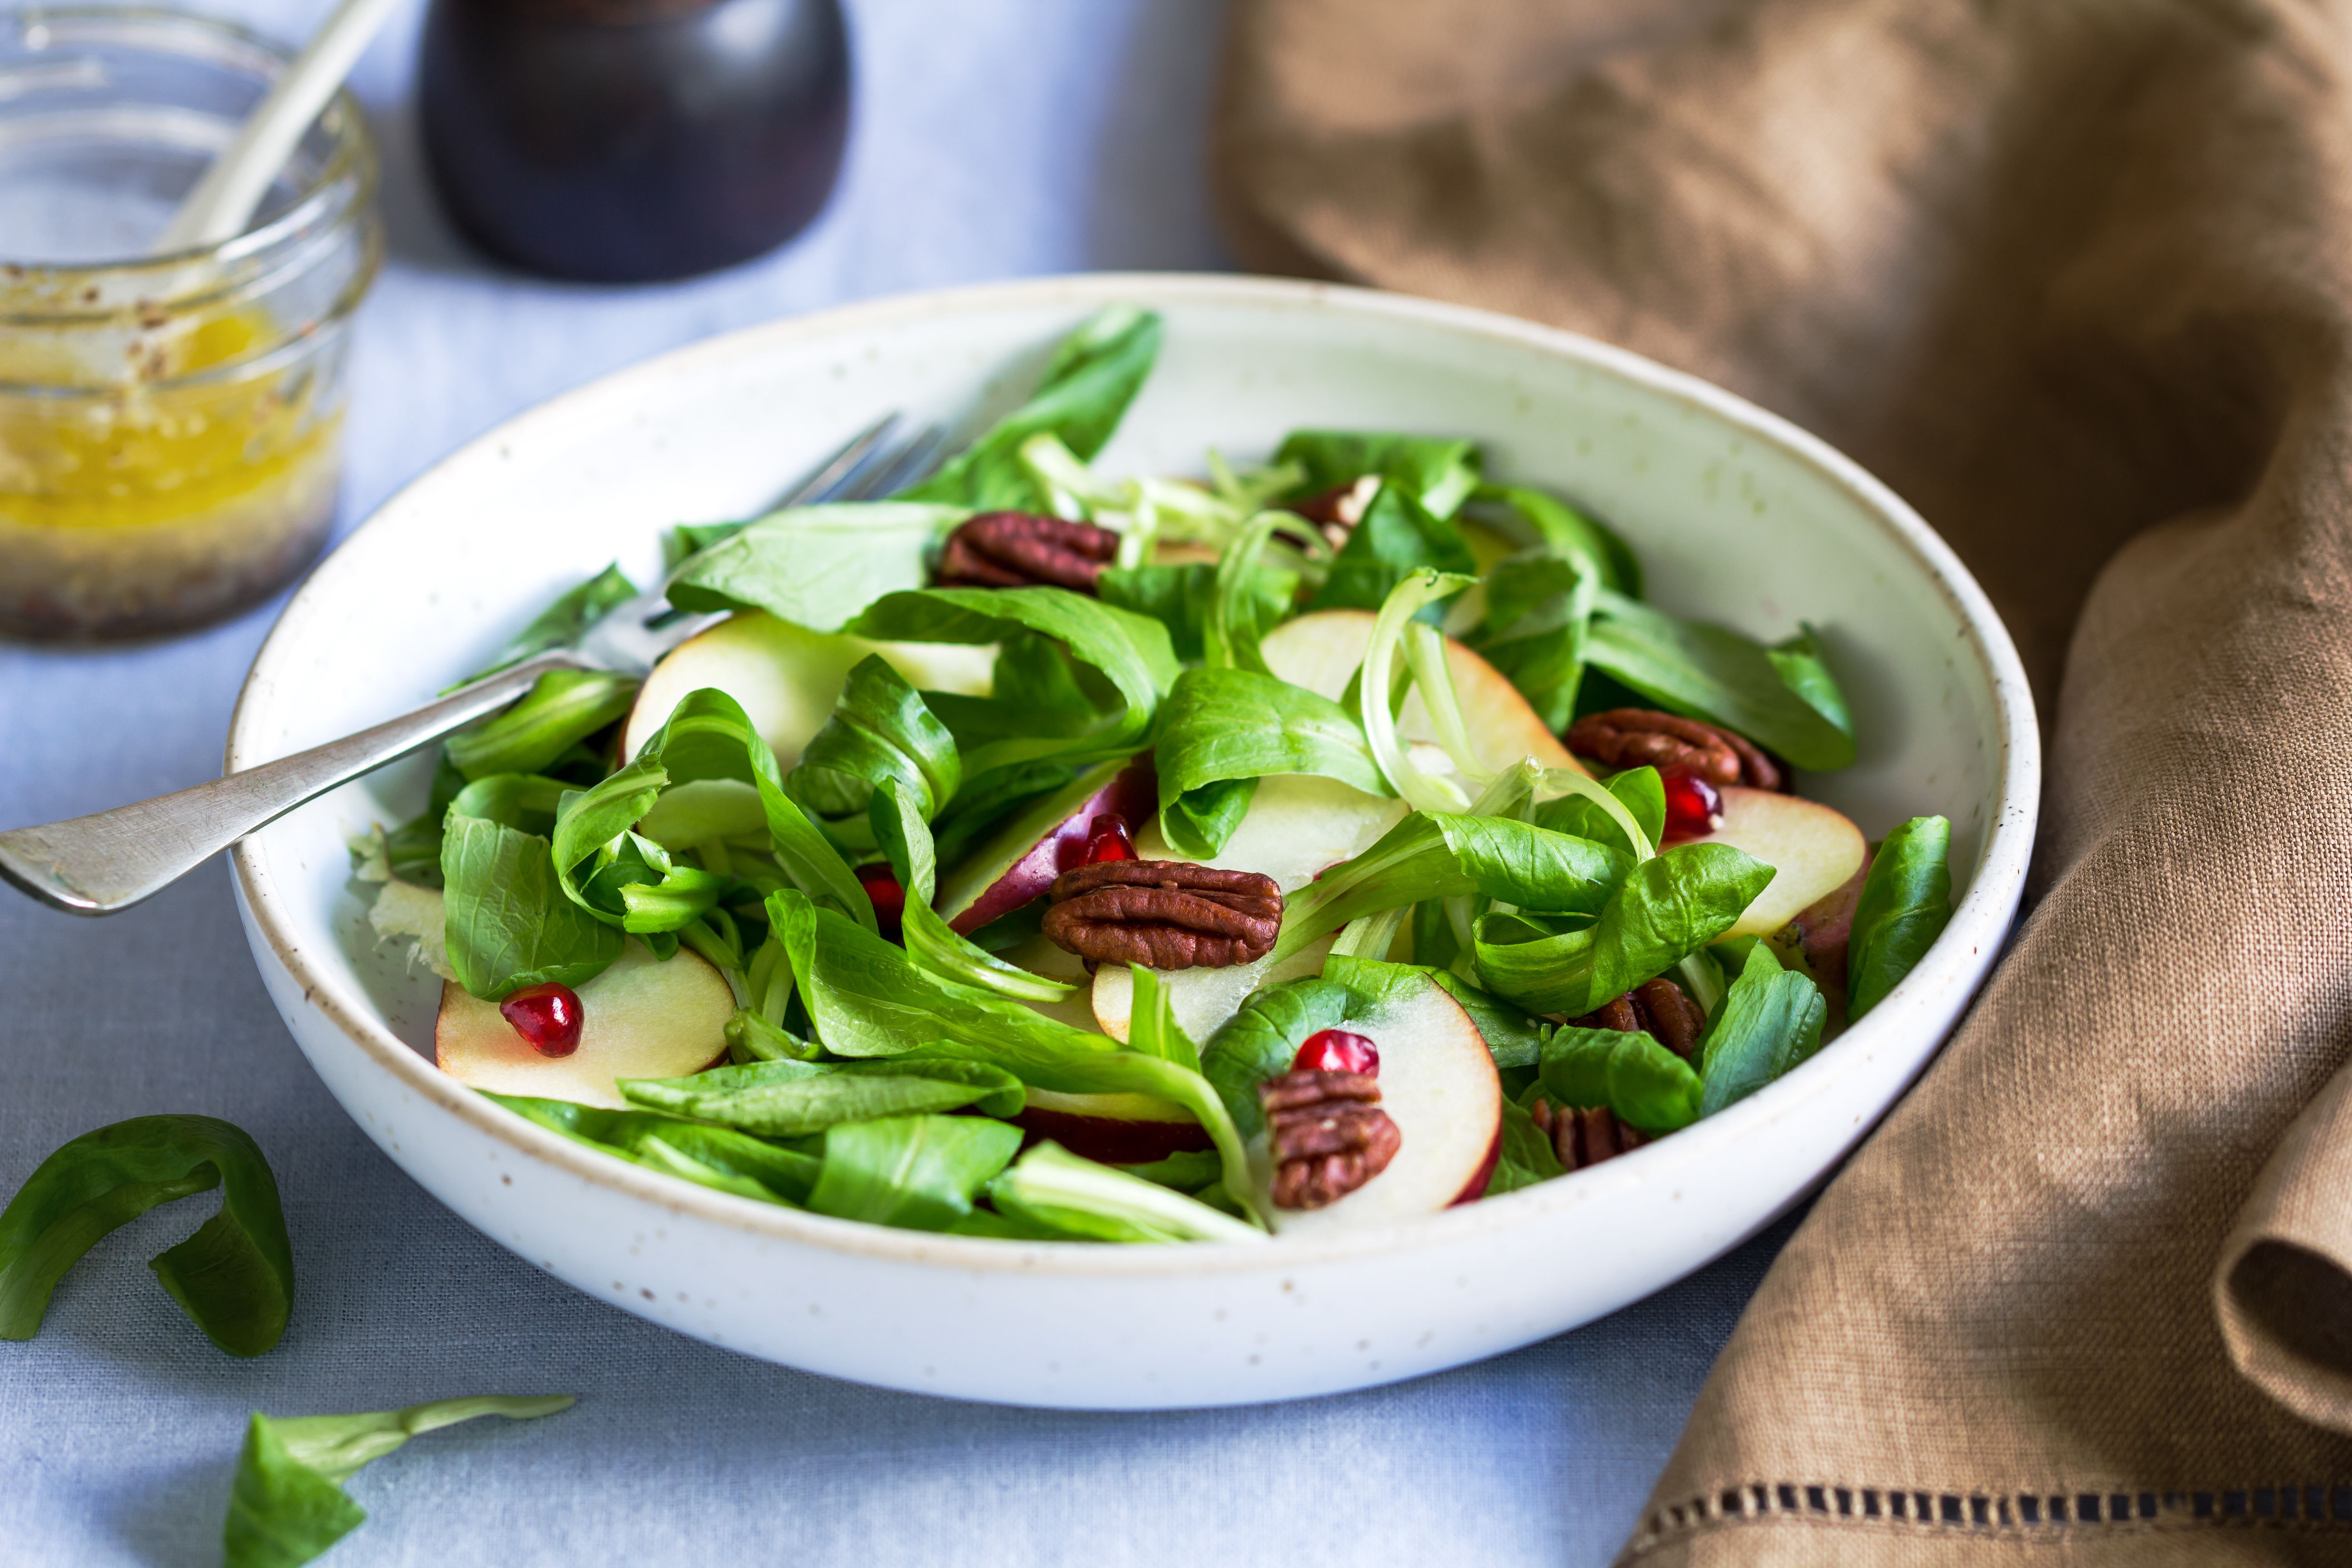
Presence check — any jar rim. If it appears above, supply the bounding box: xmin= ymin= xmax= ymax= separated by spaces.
xmin=0 ymin=7 xmax=376 ymax=302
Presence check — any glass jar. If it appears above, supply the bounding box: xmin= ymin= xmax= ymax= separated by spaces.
xmin=0 ymin=9 xmax=382 ymax=639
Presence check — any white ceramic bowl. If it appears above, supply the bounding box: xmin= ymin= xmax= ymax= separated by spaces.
xmin=228 ymin=274 xmax=2037 ymax=1409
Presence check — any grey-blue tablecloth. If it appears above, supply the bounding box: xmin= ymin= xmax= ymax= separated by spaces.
xmin=0 ymin=3 xmax=1795 ymax=1562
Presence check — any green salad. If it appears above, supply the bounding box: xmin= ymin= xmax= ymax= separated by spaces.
xmin=358 ymin=306 xmax=1955 ymax=1243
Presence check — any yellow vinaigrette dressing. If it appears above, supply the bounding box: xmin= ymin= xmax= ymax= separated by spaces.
xmin=0 ymin=297 xmax=343 ymax=637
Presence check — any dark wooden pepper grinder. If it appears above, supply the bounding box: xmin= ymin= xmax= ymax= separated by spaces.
xmin=419 ymin=0 xmax=849 ymax=283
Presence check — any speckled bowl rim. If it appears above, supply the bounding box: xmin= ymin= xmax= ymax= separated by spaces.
xmin=227 ymin=272 xmax=2039 ymax=1279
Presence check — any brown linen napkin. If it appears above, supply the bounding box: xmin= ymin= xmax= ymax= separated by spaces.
xmin=1216 ymin=0 xmax=2352 ymax=1561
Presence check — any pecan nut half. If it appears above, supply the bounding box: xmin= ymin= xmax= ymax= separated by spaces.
xmin=936 ymin=511 xmax=1120 ymax=593
xmin=1565 ymin=708 xmax=1782 ymax=791
xmin=1041 ymin=860 xmax=1283 ymax=970
xmin=1529 ymin=1097 xmax=1650 ymax=1171
xmin=1574 ymin=975 xmax=1708 ymax=1063
xmin=1261 ymin=1068 xmax=1402 ymax=1209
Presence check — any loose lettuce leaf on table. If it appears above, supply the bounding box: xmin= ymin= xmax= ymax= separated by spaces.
xmin=1847 ymin=815 xmax=1954 ymax=1020
xmin=845 ymin=587 xmax=1179 ymax=774
xmin=224 ymin=1396 xmax=571 ymax=1568
xmin=898 ymin=306 xmax=1163 ymax=513
xmin=1152 ymin=667 xmax=1389 ymax=858
xmin=804 ymin=1116 xmax=1024 ymax=1231
xmin=1584 ymin=590 xmax=1857 ymax=772
xmin=0 ymin=1115 xmax=292 ymax=1356
xmin=1274 ymin=431 xmax=1482 ymax=520
xmin=1539 ymin=1024 xmax=1703 ymax=1134
xmin=1470 ymin=842 xmax=1774 ymax=1016
xmin=988 ymin=1142 xmax=1263 ymax=1244
xmin=664 ymin=502 xmax=969 ymax=632
xmin=1695 ymin=942 xmax=1828 ymax=1116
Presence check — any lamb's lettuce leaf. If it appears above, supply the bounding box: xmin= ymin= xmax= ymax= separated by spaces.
xmin=1123 ymin=965 xmax=1202 ymax=1073
xmin=866 ymin=780 xmax=1077 ymax=1003
xmin=441 ymin=814 xmax=624 ymax=999
xmin=443 ymin=669 xmax=637 ymax=782
xmin=224 ymin=1396 xmax=571 ymax=1568
xmin=1585 ymin=590 xmax=1855 ymax=771
xmin=663 ymin=502 xmax=968 ymax=632
xmin=1470 ymin=843 xmax=1773 ymax=1015
xmin=0 ymin=1115 xmax=292 ymax=1357
xmin=1847 ymin=815 xmax=1953 ymax=1019
xmin=485 ymin=1093 xmax=821 ymax=1204
xmin=845 ymin=587 xmax=1178 ymax=774
xmin=1486 ymin=1094 xmax=1566 ymax=1195
xmin=1305 ymin=481 xmax=1478 ymax=616
xmin=804 ymin=1116 xmax=1024 ymax=1231
xmin=1540 ymin=1024 xmax=1702 ymax=1133
xmin=1320 ymin=953 xmax=1545 ymax=1070
xmin=1695 ymin=942 xmax=1827 ymax=1116
xmin=988 ymin=1142 xmax=1262 ymax=1244
xmin=1152 ymin=668 xmax=1388 ymax=858
xmin=1097 ymin=559 xmax=1295 ymax=662
xmin=1768 ymin=624 xmax=1853 ymax=744
xmin=1275 ymin=431 xmax=1482 ymax=520
xmin=1473 ymin=484 xmax=1641 ymax=596
xmin=452 ymin=562 xmax=637 ymax=687
xmin=1199 ymin=977 xmax=1361 ymax=1138
xmin=898 ymin=307 xmax=1162 ymax=513
xmin=1533 ymin=765 xmax=1666 ymax=862
xmin=787 ymin=655 xmax=961 ymax=852
xmin=617 ymin=1058 xmax=1024 ymax=1137
xmin=1467 ymin=549 xmax=1592 ymax=732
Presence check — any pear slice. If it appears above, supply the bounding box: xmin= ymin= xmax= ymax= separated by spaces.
xmin=1251 ymin=975 xmax=1504 ymax=1234
xmin=1257 ymin=608 xmax=1580 ymax=774
xmin=1695 ymin=786 xmax=1868 ymax=939
xmin=619 ymin=611 xmax=995 ymax=763
xmin=435 ymin=941 xmax=734 ymax=1110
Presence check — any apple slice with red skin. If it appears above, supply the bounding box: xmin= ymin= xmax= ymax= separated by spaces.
xmin=936 ymin=756 xmax=1157 ymax=936
xmin=436 ymin=941 xmax=733 ymax=1110
xmin=1252 ymin=975 xmax=1504 ymax=1234
xmin=1011 ymin=1089 xmax=1213 ymax=1165
xmin=1691 ymin=786 xmax=1867 ymax=940
xmin=1258 ymin=609 xmax=1583 ymax=775
xmin=619 ymin=611 xmax=995 ymax=763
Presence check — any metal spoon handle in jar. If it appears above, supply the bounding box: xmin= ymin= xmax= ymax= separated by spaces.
xmin=0 ymin=653 xmax=575 ymax=916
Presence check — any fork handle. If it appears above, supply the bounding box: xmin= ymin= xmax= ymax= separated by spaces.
xmin=0 ymin=652 xmax=578 ymax=916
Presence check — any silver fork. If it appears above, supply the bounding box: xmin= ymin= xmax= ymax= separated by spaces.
xmin=0 ymin=415 xmax=941 ymax=916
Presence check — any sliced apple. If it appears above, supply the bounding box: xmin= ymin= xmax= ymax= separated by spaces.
xmin=1257 ymin=609 xmax=1580 ymax=775
xmin=435 ymin=941 xmax=733 ymax=1110
xmin=619 ymin=611 xmax=995 ymax=762
xmin=1092 ymin=936 xmax=1337 ymax=1045
xmin=1012 ymin=1089 xmax=1212 ymax=1165
xmin=1697 ymin=786 xmax=1867 ymax=939
xmin=936 ymin=756 xmax=1157 ymax=935
xmin=1137 ymin=772 xmax=1407 ymax=896
xmin=1249 ymin=975 xmax=1504 ymax=1235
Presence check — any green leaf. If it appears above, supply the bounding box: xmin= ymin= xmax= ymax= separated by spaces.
xmin=1847 ymin=815 xmax=1954 ymax=1019
xmin=1098 ymin=560 xmax=1295 ymax=662
xmin=1304 ymin=481 xmax=1478 ymax=615
xmin=224 ymin=1396 xmax=571 ymax=1568
xmin=1539 ymin=1025 xmax=1702 ymax=1133
xmin=867 ymin=779 xmax=1078 ymax=1003
xmin=1199 ymin=977 xmax=1361 ymax=1139
xmin=1584 ymin=591 xmax=1856 ymax=771
xmin=378 ymin=755 xmax=466 ymax=887
xmin=0 ymin=1115 xmax=292 ymax=1356
xmin=452 ymin=563 xmax=638 ymax=687
xmin=1275 ymin=431 xmax=1483 ymax=520
xmin=1320 ymin=953 xmax=1546 ymax=1070
xmin=1470 ymin=842 xmax=1773 ymax=1015
xmin=1471 ymin=484 xmax=1641 ymax=595
xmin=485 ymin=1093 xmax=821 ymax=1203
xmin=619 ymin=1057 xmax=1025 ymax=1137
xmin=1153 ymin=668 xmax=1389 ymax=857
xmin=444 ymin=669 xmax=639 ymax=782
xmin=1486 ymin=1095 xmax=1567 ymax=1195
xmin=1769 ymin=624 xmax=1854 ymax=744
xmin=1125 ymin=965 xmax=1203 ymax=1073
xmin=787 ymin=655 xmax=962 ymax=850
xmin=1533 ymin=766 xmax=1666 ymax=862
xmin=805 ymin=1116 xmax=1024 ymax=1231
xmin=662 ymin=502 xmax=970 ymax=631
xmin=1274 ymin=810 xmax=1630 ymax=964
xmin=847 ymin=587 xmax=1179 ymax=774
xmin=900 ymin=307 xmax=1164 ymax=512
xmin=1467 ymin=549 xmax=1593 ymax=732
xmin=1696 ymin=942 xmax=1828 ymax=1116
xmin=988 ymin=1142 xmax=1263 ymax=1243
xmin=441 ymin=814 xmax=624 ymax=1000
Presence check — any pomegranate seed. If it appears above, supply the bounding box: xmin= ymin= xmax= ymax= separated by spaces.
xmin=856 ymin=863 xmax=906 ymax=940
xmin=1294 ymin=1028 xmax=1379 ymax=1077
xmin=1660 ymin=771 xmax=1725 ymax=842
xmin=500 ymin=983 xmax=583 ymax=1058
xmin=1081 ymin=814 xmax=1137 ymax=864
